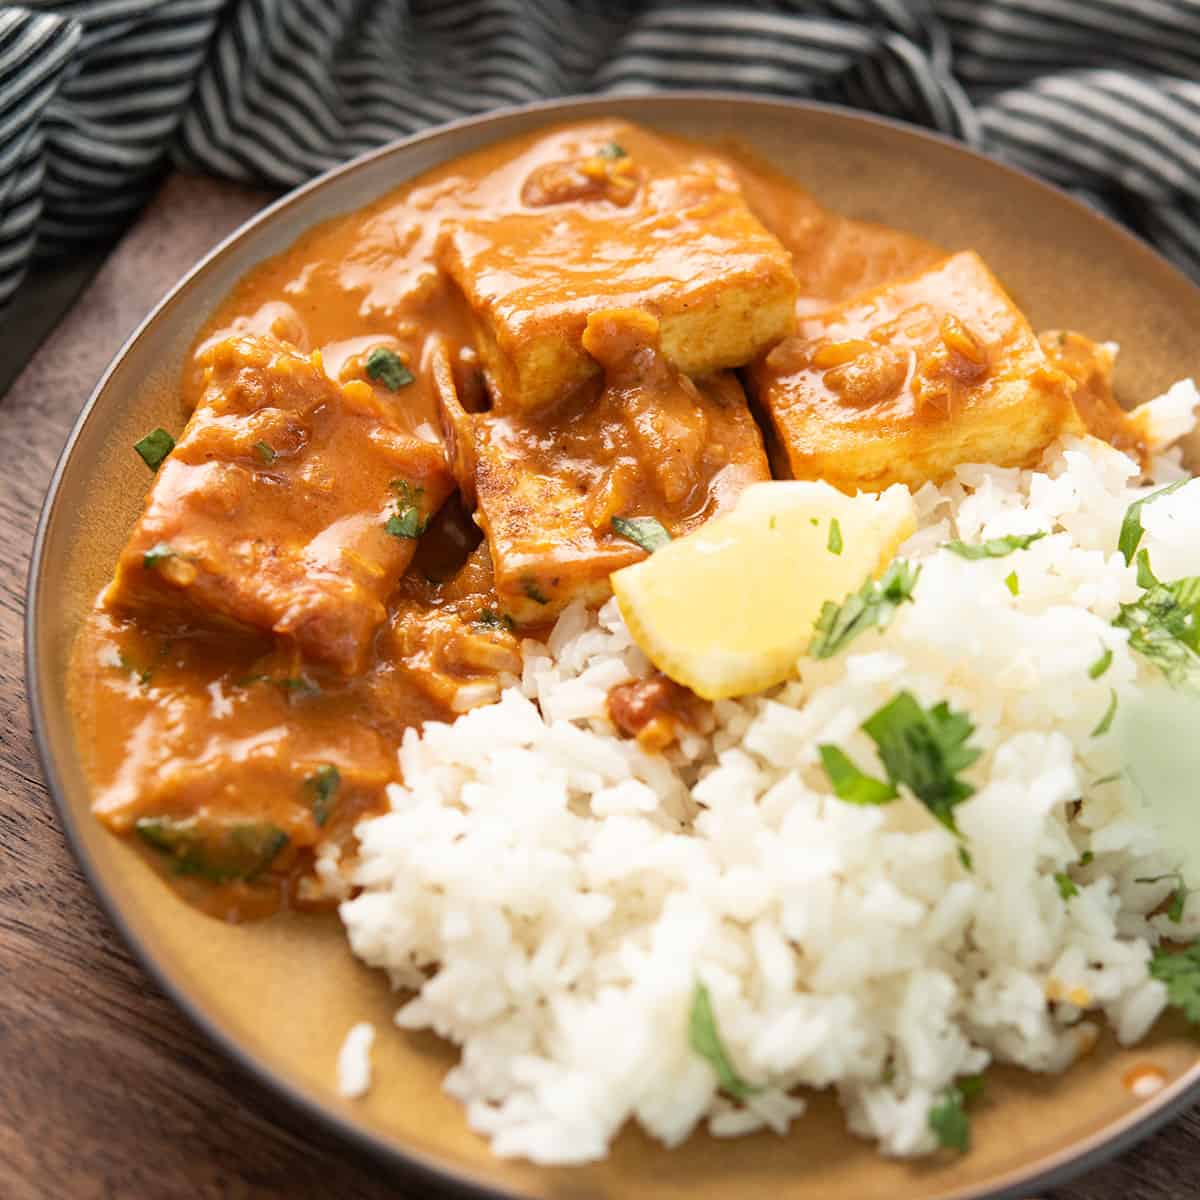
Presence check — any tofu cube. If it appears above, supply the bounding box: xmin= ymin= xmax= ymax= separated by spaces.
xmin=475 ymin=310 xmax=770 ymax=622
xmin=747 ymin=251 xmax=1081 ymax=492
xmin=438 ymin=125 xmax=797 ymax=413
xmin=106 ymin=335 xmax=451 ymax=674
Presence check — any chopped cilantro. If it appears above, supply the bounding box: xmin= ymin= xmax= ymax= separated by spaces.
xmin=477 ymin=608 xmax=516 ymax=633
xmin=1113 ymin=563 xmax=1200 ymax=689
xmin=688 ymin=982 xmax=759 ymax=1101
xmin=929 ymin=1075 xmax=985 ymax=1152
xmin=116 ymin=651 xmax=152 ymax=686
xmin=1005 ymin=570 xmax=1019 ymax=596
xmin=386 ymin=480 xmax=428 ymax=540
xmin=612 ymin=515 xmax=672 ymax=553
xmin=1150 ymin=941 xmax=1200 ymax=1021
xmin=365 ymin=346 xmax=414 ymax=390
xmin=135 ymin=816 xmax=287 ymax=882
xmin=1136 ymin=547 xmax=1160 ymax=590
xmin=827 ymin=518 xmax=843 ymax=555
xmin=278 ymin=676 xmax=319 ymax=695
xmin=1090 ymin=688 xmax=1118 ymax=737
xmin=943 ymin=531 xmax=1046 ymax=560
xmin=1119 ymin=479 xmax=1188 ymax=565
xmin=819 ymin=691 xmax=981 ymax=854
xmin=522 ymin=578 xmax=550 ymax=605
xmin=1055 ymin=872 xmax=1079 ymax=901
xmin=809 ymin=559 xmax=920 ymax=660
xmin=1089 ymin=644 xmax=1113 ymax=679
xmin=142 ymin=542 xmax=175 ymax=569
xmin=597 ymin=141 xmax=627 ymax=159
xmin=862 ymin=691 xmax=981 ymax=840
xmin=253 ymin=440 xmax=276 ymax=464
xmin=1080 ymin=850 xmax=1095 ymax=866
xmin=1136 ymin=872 xmax=1188 ymax=924
xmin=958 ymin=845 xmax=974 ymax=871
xmin=133 ymin=427 xmax=175 ymax=471
xmin=305 ymin=764 xmax=340 ymax=827
xmin=809 ymin=517 xmax=819 ymax=526
xmin=817 ymin=744 xmax=897 ymax=806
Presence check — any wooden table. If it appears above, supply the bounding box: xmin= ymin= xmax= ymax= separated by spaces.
xmin=1 ymin=173 xmax=1196 ymax=1200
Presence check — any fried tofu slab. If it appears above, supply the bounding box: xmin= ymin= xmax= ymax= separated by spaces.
xmin=438 ymin=123 xmax=797 ymax=413
xmin=748 ymin=251 xmax=1082 ymax=492
xmin=474 ymin=309 xmax=771 ymax=622
xmin=106 ymin=335 xmax=452 ymax=673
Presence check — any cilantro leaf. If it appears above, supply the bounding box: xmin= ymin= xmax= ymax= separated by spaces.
xmin=253 ymin=440 xmax=276 ymax=465
xmin=1137 ymin=872 xmax=1188 ymax=924
xmin=1055 ymin=872 xmax=1079 ymax=901
xmin=305 ymin=764 xmax=340 ymax=827
xmin=1119 ymin=479 xmax=1188 ymax=565
xmin=522 ymin=578 xmax=550 ymax=605
xmin=1114 ymin=567 xmax=1200 ymax=689
xmin=386 ymin=479 xmax=428 ymax=540
xmin=597 ymin=141 xmax=627 ymax=159
xmin=827 ymin=518 xmax=843 ymax=555
xmin=1004 ymin=570 xmax=1019 ymax=596
xmin=1150 ymin=942 xmax=1200 ymax=1022
xmin=818 ymin=745 xmax=897 ymax=806
xmin=1088 ymin=645 xmax=1113 ymax=679
xmin=135 ymin=816 xmax=287 ymax=882
xmin=477 ymin=608 xmax=516 ymax=632
xmin=809 ymin=560 xmax=920 ymax=660
xmin=943 ymin=532 xmax=1046 ymax=560
xmin=612 ymin=515 xmax=671 ymax=553
xmin=133 ymin=427 xmax=175 ymax=471
xmin=1091 ymin=688 xmax=1118 ymax=737
xmin=861 ymin=691 xmax=981 ymax=838
xmin=928 ymin=1082 xmax=979 ymax=1153
xmin=142 ymin=542 xmax=175 ymax=569
xmin=688 ymin=982 xmax=759 ymax=1101
xmin=365 ymin=347 xmax=414 ymax=390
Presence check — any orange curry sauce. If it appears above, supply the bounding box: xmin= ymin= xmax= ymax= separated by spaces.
xmin=68 ymin=120 xmax=1143 ymax=920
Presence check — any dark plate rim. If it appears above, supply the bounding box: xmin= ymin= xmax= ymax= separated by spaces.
xmin=24 ymin=90 xmax=1200 ymax=1200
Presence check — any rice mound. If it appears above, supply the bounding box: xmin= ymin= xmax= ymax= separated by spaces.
xmin=336 ymin=381 xmax=1200 ymax=1163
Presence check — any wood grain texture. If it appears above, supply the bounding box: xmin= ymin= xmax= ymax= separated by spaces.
xmin=1 ymin=171 xmax=1198 ymax=1200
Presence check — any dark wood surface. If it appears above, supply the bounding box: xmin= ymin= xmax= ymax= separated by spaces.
xmin=1 ymin=172 xmax=1197 ymax=1200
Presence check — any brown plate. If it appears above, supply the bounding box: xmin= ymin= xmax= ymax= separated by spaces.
xmin=27 ymin=94 xmax=1200 ymax=1200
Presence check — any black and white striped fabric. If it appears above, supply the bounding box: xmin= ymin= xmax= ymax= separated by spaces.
xmin=3 ymin=0 xmax=1199 ymax=310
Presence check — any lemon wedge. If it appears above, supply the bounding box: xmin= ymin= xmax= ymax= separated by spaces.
xmin=611 ymin=482 xmax=917 ymax=700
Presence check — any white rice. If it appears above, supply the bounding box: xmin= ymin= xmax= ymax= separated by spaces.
xmin=336 ymin=1021 xmax=376 ymax=1099
xmin=335 ymin=380 xmax=1200 ymax=1163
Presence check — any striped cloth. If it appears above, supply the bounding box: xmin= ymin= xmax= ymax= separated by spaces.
xmin=2 ymin=1 xmax=1199 ymax=309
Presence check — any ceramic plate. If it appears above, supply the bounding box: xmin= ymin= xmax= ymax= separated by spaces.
xmin=27 ymin=94 xmax=1200 ymax=1200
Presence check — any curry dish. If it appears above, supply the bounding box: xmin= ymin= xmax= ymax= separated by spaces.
xmin=70 ymin=119 xmax=1147 ymax=921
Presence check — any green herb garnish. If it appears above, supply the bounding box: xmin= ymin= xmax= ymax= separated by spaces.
xmin=115 ymin=651 xmax=152 ymax=686
xmin=597 ymin=142 xmax=627 ymax=159
xmin=1113 ymin=562 xmax=1200 ymax=689
xmin=1080 ymin=850 xmax=1095 ymax=866
xmin=928 ymin=1077 xmax=984 ymax=1152
xmin=253 ymin=440 xmax=276 ymax=465
xmin=1089 ymin=645 xmax=1113 ymax=679
xmin=1119 ymin=479 xmax=1188 ymax=565
xmin=943 ymin=531 xmax=1046 ymax=560
xmin=817 ymin=745 xmax=897 ymax=806
xmin=1055 ymin=872 xmax=1079 ymax=901
xmin=133 ymin=427 xmax=175 ymax=471
xmin=365 ymin=347 xmax=414 ymax=391
xmin=142 ymin=542 xmax=175 ymax=569
xmin=1091 ymin=688 xmax=1118 ymax=737
xmin=135 ymin=816 xmax=287 ymax=882
xmin=477 ymin=609 xmax=516 ymax=633
xmin=278 ymin=676 xmax=319 ymax=695
xmin=1137 ymin=872 xmax=1187 ymax=924
xmin=827 ymin=518 xmax=843 ymax=555
xmin=386 ymin=480 xmax=428 ymax=540
xmin=688 ymin=982 xmax=759 ymax=1101
xmin=809 ymin=560 xmax=920 ymax=660
xmin=1150 ymin=941 xmax=1200 ymax=1020
xmin=1005 ymin=570 xmax=1019 ymax=596
xmin=612 ymin=515 xmax=672 ymax=553
xmin=305 ymin=764 xmax=340 ymax=827
xmin=818 ymin=691 xmax=981 ymax=848
xmin=522 ymin=578 xmax=550 ymax=605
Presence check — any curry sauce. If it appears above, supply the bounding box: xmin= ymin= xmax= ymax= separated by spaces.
xmin=69 ymin=119 xmax=1147 ymax=920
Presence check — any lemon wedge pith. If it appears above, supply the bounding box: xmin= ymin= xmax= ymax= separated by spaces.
xmin=611 ymin=481 xmax=916 ymax=700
